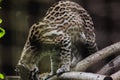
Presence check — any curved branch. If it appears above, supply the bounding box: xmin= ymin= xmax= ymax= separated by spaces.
xmin=74 ymin=42 xmax=120 ymax=71
xmin=48 ymin=72 xmax=112 ymax=80
xmin=111 ymin=70 xmax=120 ymax=80
xmin=97 ymin=55 xmax=120 ymax=75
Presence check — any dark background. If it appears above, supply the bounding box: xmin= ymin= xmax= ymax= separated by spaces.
xmin=0 ymin=0 xmax=120 ymax=76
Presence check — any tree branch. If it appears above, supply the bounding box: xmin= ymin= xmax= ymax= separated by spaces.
xmin=48 ymin=72 xmax=112 ymax=80
xmin=111 ymin=70 xmax=120 ymax=80
xmin=97 ymin=55 xmax=120 ymax=75
xmin=73 ymin=42 xmax=120 ymax=71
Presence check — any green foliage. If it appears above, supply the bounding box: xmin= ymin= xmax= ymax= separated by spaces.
xmin=0 ymin=73 xmax=5 ymax=79
xmin=0 ymin=0 xmax=2 ymax=9
xmin=0 ymin=27 xmax=5 ymax=38
xmin=0 ymin=0 xmax=2 ymax=2
xmin=0 ymin=18 xmax=2 ymax=24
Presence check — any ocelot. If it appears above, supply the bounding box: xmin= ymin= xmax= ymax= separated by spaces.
xmin=16 ymin=0 xmax=98 ymax=80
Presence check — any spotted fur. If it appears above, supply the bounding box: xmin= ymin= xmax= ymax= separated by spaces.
xmin=17 ymin=1 xmax=98 ymax=80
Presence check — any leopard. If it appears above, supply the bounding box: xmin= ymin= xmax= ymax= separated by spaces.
xmin=16 ymin=0 xmax=98 ymax=80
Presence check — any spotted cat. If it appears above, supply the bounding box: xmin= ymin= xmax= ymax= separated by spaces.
xmin=16 ymin=0 xmax=98 ymax=80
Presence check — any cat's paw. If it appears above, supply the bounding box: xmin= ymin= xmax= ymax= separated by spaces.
xmin=56 ymin=65 xmax=70 ymax=76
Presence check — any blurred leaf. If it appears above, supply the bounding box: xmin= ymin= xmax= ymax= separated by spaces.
xmin=0 ymin=27 xmax=5 ymax=38
xmin=0 ymin=73 xmax=5 ymax=79
xmin=0 ymin=0 xmax=2 ymax=2
xmin=0 ymin=18 xmax=2 ymax=24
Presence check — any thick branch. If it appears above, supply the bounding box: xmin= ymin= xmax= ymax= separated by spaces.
xmin=97 ymin=55 xmax=120 ymax=75
xmin=48 ymin=72 xmax=112 ymax=80
xmin=74 ymin=42 xmax=120 ymax=71
xmin=111 ymin=70 xmax=120 ymax=80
